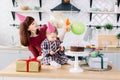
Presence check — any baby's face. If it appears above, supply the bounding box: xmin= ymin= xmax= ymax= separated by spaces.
xmin=47 ymin=33 xmax=57 ymax=42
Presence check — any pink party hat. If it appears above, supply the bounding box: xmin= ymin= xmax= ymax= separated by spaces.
xmin=47 ymin=22 xmax=55 ymax=33
xmin=16 ymin=13 xmax=26 ymax=22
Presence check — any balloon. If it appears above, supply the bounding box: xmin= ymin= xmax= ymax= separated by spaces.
xmin=71 ymin=22 xmax=85 ymax=35
xmin=49 ymin=12 xmax=66 ymax=28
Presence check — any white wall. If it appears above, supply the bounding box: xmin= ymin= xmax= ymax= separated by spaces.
xmin=0 ymin=0 xmax=120 ymax=47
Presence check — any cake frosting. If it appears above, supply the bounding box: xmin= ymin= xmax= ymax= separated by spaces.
xmin=70 ymin=40 xmax=84 ymax=52
xmin=70 ymin=46 xmax=84 ymax=52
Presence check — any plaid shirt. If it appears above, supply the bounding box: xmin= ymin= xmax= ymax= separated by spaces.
xmin=41 ymin=37 xmax=68 ymax=64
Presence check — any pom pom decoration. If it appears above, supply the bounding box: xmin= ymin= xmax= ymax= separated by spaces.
xmin=47 ymin=22 xmax=55 ymax=33
xmin=71 ymin=22 xmax=85 ymax=35
xmin=65 ymin=18 xmax=70 ymax=32
xmin=49 ymin=12 xmax=66 ymax=28
xmin=16 ymin=13 xmax=26 ymax=23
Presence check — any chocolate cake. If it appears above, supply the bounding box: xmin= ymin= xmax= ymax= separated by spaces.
xmin=70 ymin=46 xmax=84 ymax=52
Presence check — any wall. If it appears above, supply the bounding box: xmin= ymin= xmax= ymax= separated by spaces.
xmin=0 ymin=0 xmax=120 ymax=47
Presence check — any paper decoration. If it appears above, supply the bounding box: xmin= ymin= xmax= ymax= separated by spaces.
xmin=16 ymin=13 xmax=26 ymax=22
xmin=47 ymin=22 xmax=55 ymax=33
xmin=65 ymin=18 xmax=70 ymax=31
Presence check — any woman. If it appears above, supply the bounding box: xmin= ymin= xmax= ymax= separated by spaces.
xmin=19 ymin=16 xmax=68 ymax=58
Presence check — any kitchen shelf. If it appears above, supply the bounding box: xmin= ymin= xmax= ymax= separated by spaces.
xmin=11 ymin=9 xmax=44 ymax=13
xmin=89 ymin=0 xmax=120 ymax=22
xmin=11 ymin=0 xmax=42 ymax=21
xmin=88 ymin=11 xmax=120 ymax=14
xmin=88 ymin=11 xmax=120 ymax=22
xmin=90 ymin=0 xmax=120 ymax=7
xmin=11 ymin=9 xmax=45 ymax=20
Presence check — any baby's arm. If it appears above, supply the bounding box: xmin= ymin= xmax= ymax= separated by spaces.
xmin=41 ymin=39 xmax=56 ymax=56
xmin=41 ymin=40 xmax=50 ymax=55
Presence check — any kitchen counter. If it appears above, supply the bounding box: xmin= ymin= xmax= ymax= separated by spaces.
xmin=0 ymin=45 xmax=120 ymax=53
xmin=102 ymin=47 xmax=120 ymax=53
xmin=0 ymin=45 xmax=28 ymax=50
xmin=0 ymin=62 xmax=120 ymax=80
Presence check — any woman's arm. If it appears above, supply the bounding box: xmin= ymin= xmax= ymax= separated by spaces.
xmin=59 ymin=25 xmax=70 ymax=42
xmin=59 ymin=30 xmax=66 ymax=42
xmin=28 ymin=45 xmax=39 ymax=58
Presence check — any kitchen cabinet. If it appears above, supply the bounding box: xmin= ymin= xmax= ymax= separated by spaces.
xmin=0 ymin=50 xmax=33 ymax=70
xmin=104 ymin=52 xmax=120 ymax=70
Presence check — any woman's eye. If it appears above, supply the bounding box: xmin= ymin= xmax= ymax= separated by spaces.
xmin=32 ymin=23 xmax=34 ymax=25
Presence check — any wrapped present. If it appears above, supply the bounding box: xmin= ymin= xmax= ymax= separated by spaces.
xmin=88 ymin=56 xmax=108 ymax=69
xmin=16 ymin=57 xmax=41 ymax=72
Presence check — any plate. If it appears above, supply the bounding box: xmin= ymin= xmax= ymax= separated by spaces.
xmin=80 ymin=63 xmax=112 ymax=71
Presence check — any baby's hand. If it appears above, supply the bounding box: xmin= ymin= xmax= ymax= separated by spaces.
xmin=59 ymin=46 xmax=65 ymax=51
xmin=50 ymin=50 xmax=55 ymax=55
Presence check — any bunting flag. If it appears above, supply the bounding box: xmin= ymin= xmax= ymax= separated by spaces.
xmin=16 ymin=13 xmax=26 ymax=22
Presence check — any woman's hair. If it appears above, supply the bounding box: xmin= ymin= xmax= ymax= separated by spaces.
xmin=19 ymin=16 xmax=39 ymax=46
xmin=46 ymin=27 xmax=58 ymax=35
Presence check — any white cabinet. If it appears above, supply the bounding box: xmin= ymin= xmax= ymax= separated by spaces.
xmin=104 ymin=53 xmax=120 ymax=70
xmin=0 ymin=50 xmax=33 ymax=70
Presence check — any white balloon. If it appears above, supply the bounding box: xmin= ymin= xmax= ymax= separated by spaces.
xmin=49 ymin=12 xmax=66 ymax=28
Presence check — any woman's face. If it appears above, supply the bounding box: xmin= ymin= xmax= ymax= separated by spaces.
xmin=47 ymin=33 xmax=57 ymax=42
xmin=28 ymin=21 xmax=39 ymax=32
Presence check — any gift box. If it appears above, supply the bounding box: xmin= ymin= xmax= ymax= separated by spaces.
xmin=88 ymin=57 xmax=108 ymax=69
xmin=16 ymin=58 xmax=41 ymax=72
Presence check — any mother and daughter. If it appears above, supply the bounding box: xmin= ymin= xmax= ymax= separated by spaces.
xmin=19 ymin=16 xmax=72 ymax=68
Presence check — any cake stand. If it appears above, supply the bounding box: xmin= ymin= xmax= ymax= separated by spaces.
xmin=65 ymin=51 xmax=89 ymax=73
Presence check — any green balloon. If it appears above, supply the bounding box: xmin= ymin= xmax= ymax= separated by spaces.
xmin=71 ymin=22 xmax=85 ymax=35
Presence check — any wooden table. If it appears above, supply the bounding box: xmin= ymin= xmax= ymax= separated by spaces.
xmin=0 ymin=62 xmax=120 ymax=80
xmin=0 ymin=45 xmax=28 ymax=50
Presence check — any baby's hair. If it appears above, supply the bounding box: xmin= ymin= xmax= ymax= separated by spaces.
xmin=46 ymin=27 xmax=58 ymax=35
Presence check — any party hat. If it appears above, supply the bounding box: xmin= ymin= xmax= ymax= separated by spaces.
xmin=16 ymin=13 xmax=26 ymax=22
xmin=47 ymin=22 xmax=55 ymax=33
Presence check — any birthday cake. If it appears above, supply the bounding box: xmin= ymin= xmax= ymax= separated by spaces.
xmin=70 ymin=46 xmax=84 ymax=52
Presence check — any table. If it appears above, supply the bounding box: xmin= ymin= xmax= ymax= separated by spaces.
xmin=0 ymin=62 xmax=120 ymax=80
xmin=0 ymin=45 xmax=28 ymax=50
xmin=65 ymin=51 xmax=89 ymax=73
